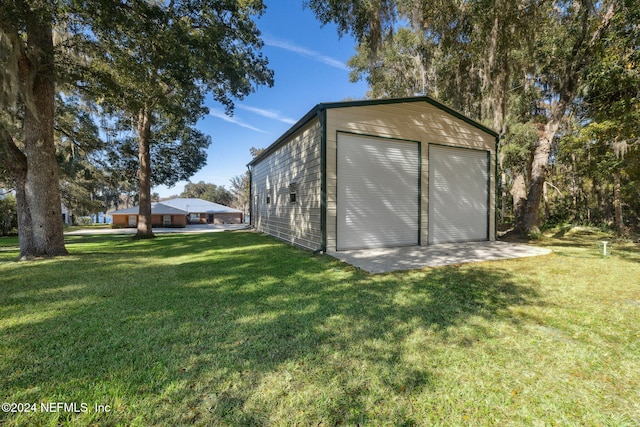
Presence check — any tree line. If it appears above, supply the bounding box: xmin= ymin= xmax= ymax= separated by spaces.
xmin=307 ymin=0 xmax=639 ymax=236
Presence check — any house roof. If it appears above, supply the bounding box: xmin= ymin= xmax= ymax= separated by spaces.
xmin=247 ymin=96 xmax=499 ymax=168
xmin=109 ymin=202 xmax=187 ymax=216
xmin=162 ymin=198 xmax=242 ymax=214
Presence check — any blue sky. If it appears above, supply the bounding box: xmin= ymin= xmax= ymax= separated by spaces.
xmin=154 ymin=1 xmax=369 ymax=198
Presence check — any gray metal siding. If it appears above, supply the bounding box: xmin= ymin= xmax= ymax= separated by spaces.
xmin=251 ymin=119 xmax=322 ymax=250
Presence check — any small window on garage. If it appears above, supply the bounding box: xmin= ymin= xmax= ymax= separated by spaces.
xmin=289 ymin=182 xmax=298 ymax=203
xmin=266 ymin=188 xmax=271 ymax=204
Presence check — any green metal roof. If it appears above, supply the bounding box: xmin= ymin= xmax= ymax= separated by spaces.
xmin=247 ymin=96 xmax=498 ymax=167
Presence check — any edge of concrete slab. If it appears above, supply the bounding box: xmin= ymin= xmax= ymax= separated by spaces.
xmin=327 ymin=241 xmax=552 ymax=274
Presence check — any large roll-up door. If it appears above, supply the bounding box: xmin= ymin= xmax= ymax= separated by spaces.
xmin=428 ymin=145 xmax=489 ymax=244
xmin=337 ymin=134 xmax=420 ymax=250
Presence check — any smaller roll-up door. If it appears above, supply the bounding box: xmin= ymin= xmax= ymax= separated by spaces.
xmin=337 ymin=134 xmax=420 ymax=250
xmin=428 ymin=145 xmax=489 ymax=244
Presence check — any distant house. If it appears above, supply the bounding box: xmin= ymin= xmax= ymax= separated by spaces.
xmin=162 ymin=198 xmax=243 ymax=224
xmin=109 ymin=202 xmax=188 ymax=228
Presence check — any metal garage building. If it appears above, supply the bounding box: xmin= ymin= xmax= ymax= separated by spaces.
xmin=248 ymin=96 xmax=498 ymax=252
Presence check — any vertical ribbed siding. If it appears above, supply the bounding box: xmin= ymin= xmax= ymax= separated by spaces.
xmin=337 ymin=134 xmax=420 ymax=250
xmin=325 ymin=103 xmax=496 ymax=251
xmin=250 ymin=119 xmax=323 ymax=250
xmin=428 ymin=144 xmax=489 ymax=244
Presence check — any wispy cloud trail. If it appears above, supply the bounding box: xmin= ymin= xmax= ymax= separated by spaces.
xmin=264 ymin=36 xmax=348 ymax=71
xmin=209 ymin=109 xmax=268 ymax=134
xmin=237 ymin=105 xmax=297 ymax=125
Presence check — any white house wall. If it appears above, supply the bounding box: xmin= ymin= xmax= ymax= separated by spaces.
xmin=325 ymin=102 xmax=496 ymax=251
xmin=251 ymin=119 xmax=323 ymax=250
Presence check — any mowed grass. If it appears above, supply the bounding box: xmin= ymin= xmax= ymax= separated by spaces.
xmin=0 ymin=228 xmax=638 ymax=426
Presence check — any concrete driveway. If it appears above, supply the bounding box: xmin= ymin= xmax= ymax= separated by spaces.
xmin=327 ymin=241 xmax=552 ymax=273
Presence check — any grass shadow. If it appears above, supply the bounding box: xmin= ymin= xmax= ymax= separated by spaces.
xmin=0 ymin=231 xmax=544 ymax=425
xmin=535 ymin=226 xmax=640 ymax=264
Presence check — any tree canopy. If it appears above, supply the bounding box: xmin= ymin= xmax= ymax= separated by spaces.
xmin=180 ymin=181 xmax=234 ymax=207
xmin=307 ymin=0 xmax=638 ymax=235
xmin=0 ymin=0 xmax=273 ymax=255
xmin=77 ymin=0 xmax=273 ymax=238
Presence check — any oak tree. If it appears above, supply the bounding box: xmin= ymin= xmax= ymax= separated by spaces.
xmin=80 ymin=0 xmax=273 ymax=238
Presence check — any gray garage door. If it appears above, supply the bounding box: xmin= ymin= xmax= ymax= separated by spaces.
xmin=428 ymin=145 xmax=489 ymax=244
xmin=337 ymin=134 xmax=420 ymax=250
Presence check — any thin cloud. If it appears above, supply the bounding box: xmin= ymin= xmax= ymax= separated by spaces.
xmin=264 ymin=36 xmax=348 ymax=70
xmin=238 ymin=105 xmax=297 ymax=125
xmin=209 ymin=109 xmax=268 ymax=134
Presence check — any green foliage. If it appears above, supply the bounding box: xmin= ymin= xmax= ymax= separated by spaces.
xmin=180 ymin=181 xmax=234 ymax=206
xmin=151 ymin=127 xmax=211 ymax=187
xmin=545 ymin=0 xmax=640 ymax=231
xmin=78 ymin=0 xmax=274 ymax=118
xmin=1 ymin=0 xmax=274 ymax=250
xmin=582 ymin=0 xmax=640 ymax=128
xmin=229 ymin=173 xmax=250 ymax=212
xmin=308 ymin=0 xmax=639 ymax=232
xmin=0 ymin=194 xmax=17 ymax=236
xmin=501 ymin=122 xmax=538 ymax=173
xmin=548 ymin=118 xmax=638 ymax=229
xmin=55 ymin=96 xmax=108 ymax=218
xmin=305 ymin=0 xmax=395 ymax=53
xmin=100 ymin=116 xmax=212 ymax=189
xmin=228 ymin=147 xmax=262 ymax=212
xmin=63 ymin=0 xmax=273 ymax=235
xmin=349 ymin=27 xmax=428 ymax=98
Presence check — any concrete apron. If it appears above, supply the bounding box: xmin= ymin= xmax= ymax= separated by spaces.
xmin=327 ymin=241 xmax=552 ymax=274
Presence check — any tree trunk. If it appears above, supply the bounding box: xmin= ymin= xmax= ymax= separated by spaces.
xmin=501 ymin=171 xmax=507 ymax=224
xmin=570 ymin=153 xmax=578 ymax=221
xmin=13 ymin=16 xmax=68 ymax=259
xmin=519 ymin=108 xmax=565 ymax=235
xmin=0 ymin=124 xmax=35 ymax=257
xmin=136 ymin=107 xmax=154 ymax=239
xmin=511 ymin=172 xmax=527 ymax=233
xmin=543 ymin=181 xmax=550 ymax=221
xmin=613 ymin=169 xmax=624 ymax=236
xmin=515 ymin=2 xmax=616 ymax=236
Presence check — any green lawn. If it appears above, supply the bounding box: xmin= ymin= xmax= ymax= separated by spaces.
xmin=0 ymin=229 xmax=638 ymax=426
